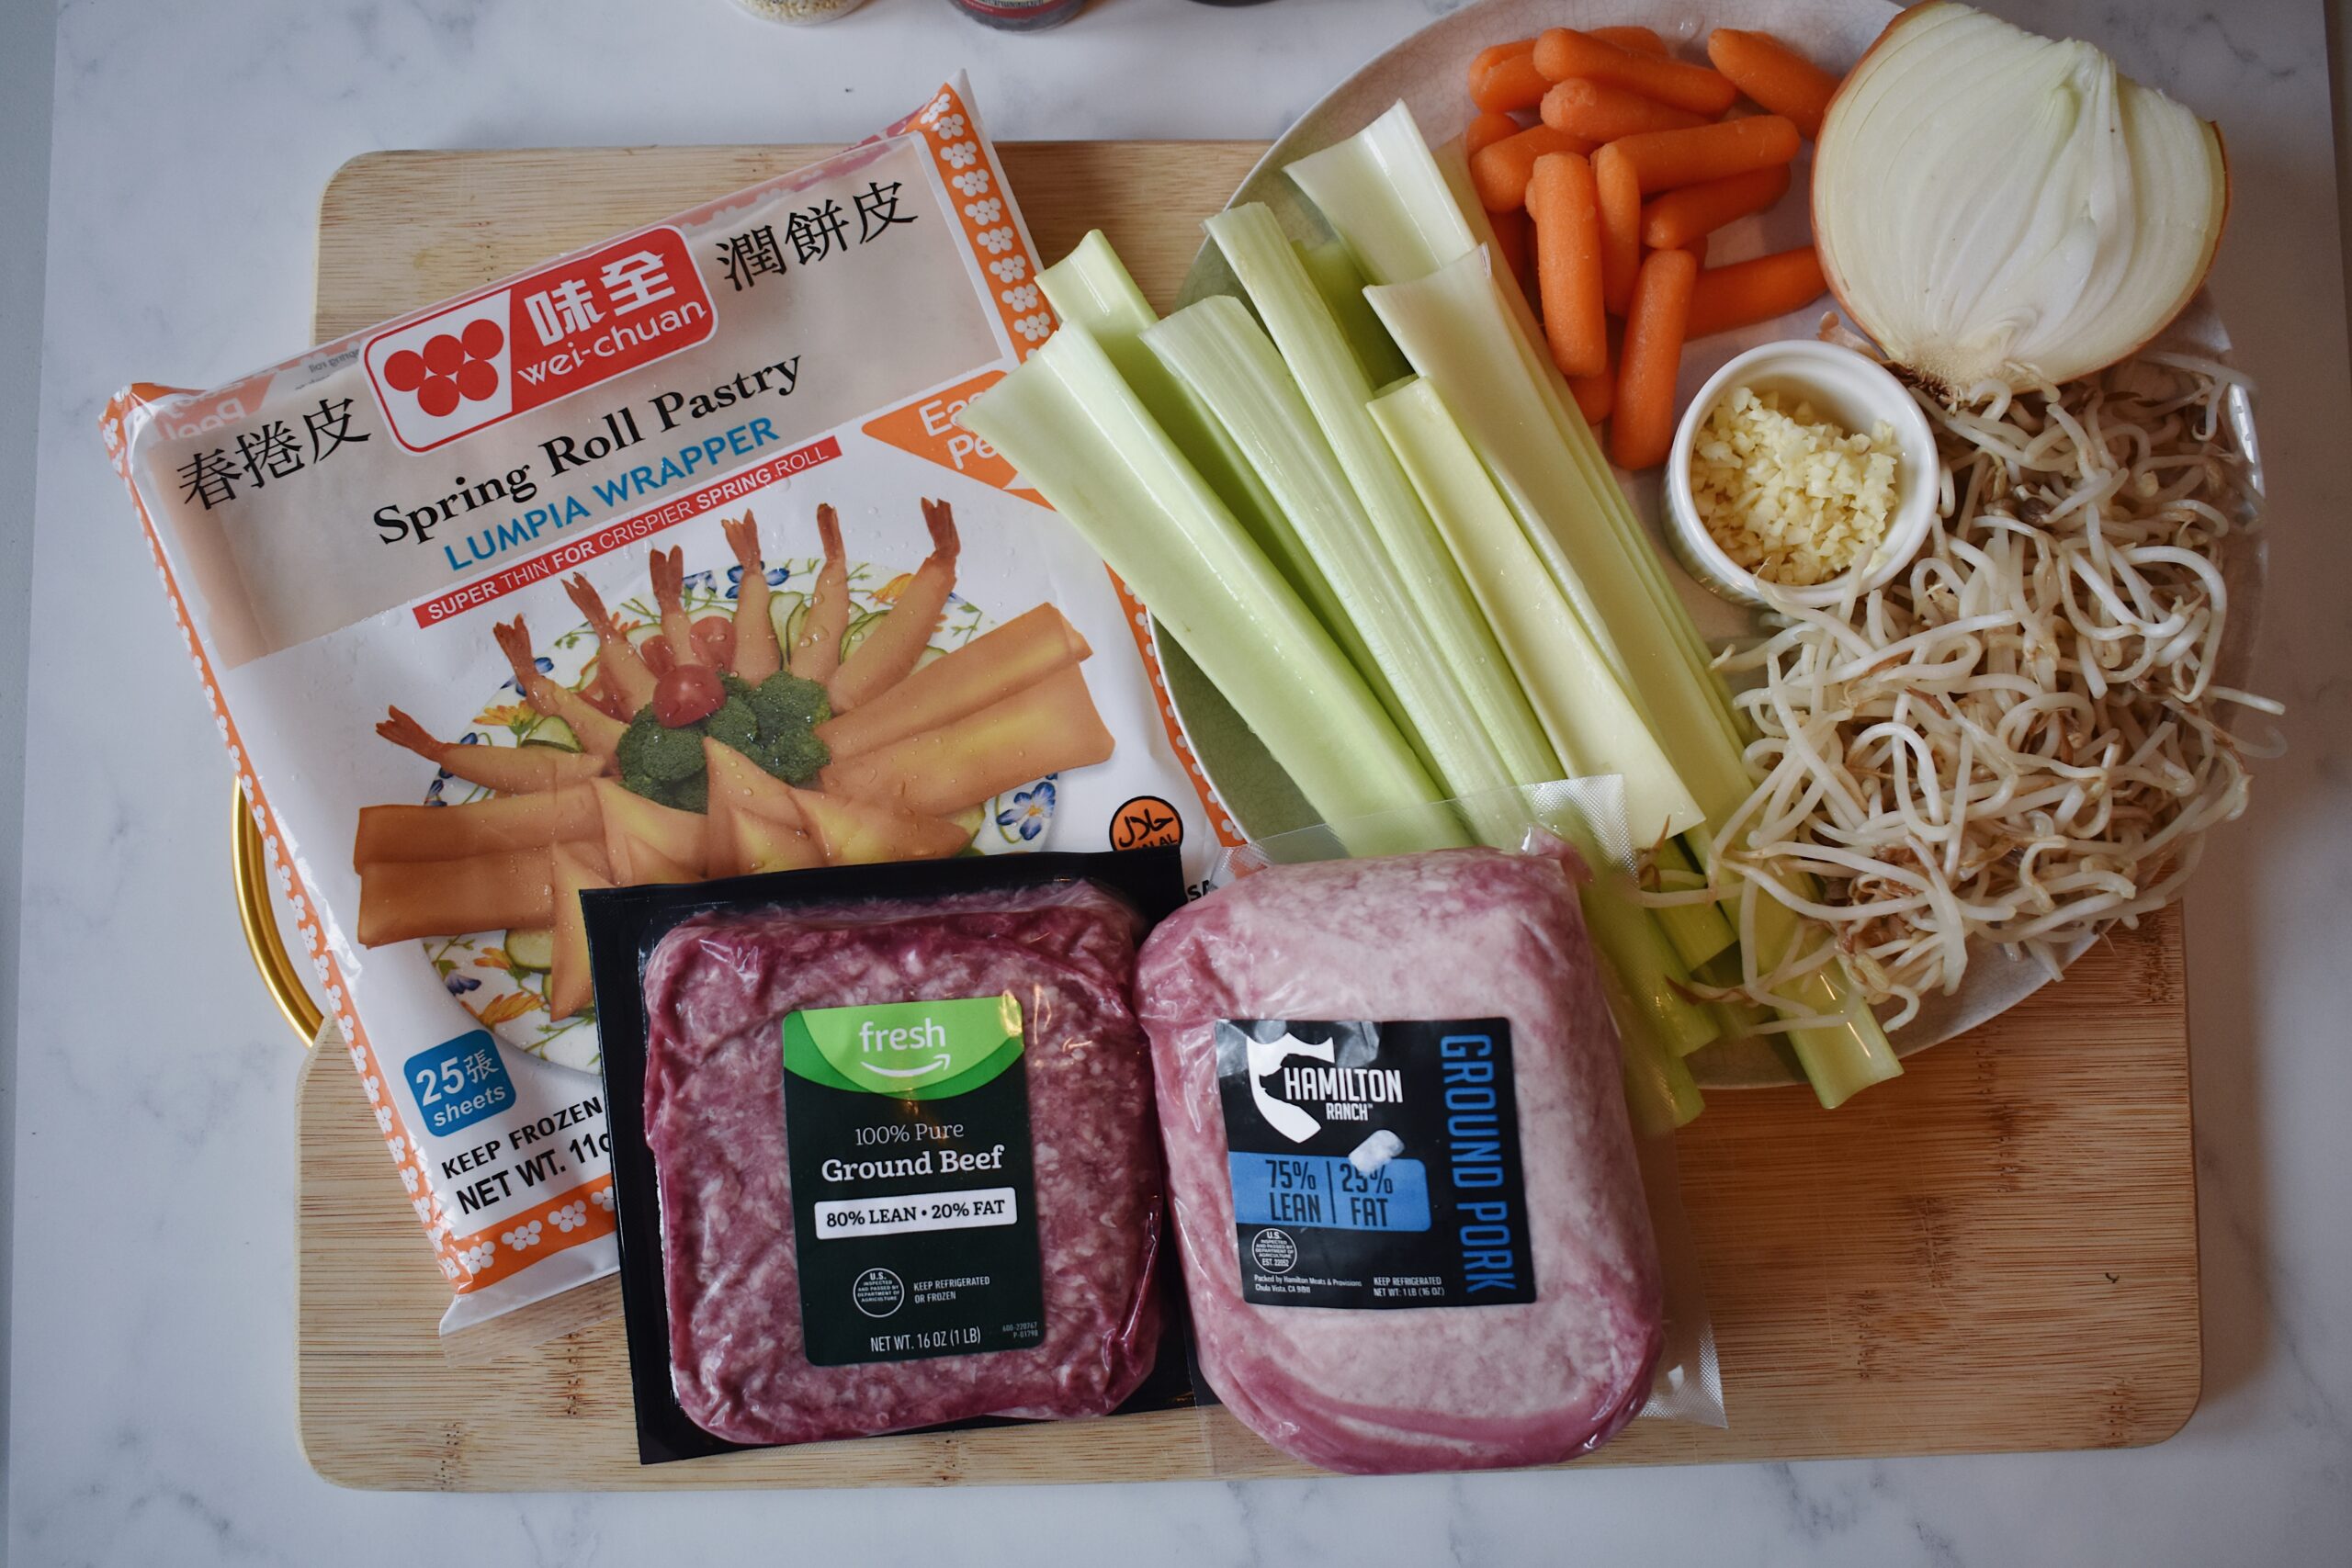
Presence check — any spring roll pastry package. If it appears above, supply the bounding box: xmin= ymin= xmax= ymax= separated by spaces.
xmin=584 ymin=849 xmax=1193 ymax=1461
xmin=100 ymin=79 xmax=1226 ymax=1332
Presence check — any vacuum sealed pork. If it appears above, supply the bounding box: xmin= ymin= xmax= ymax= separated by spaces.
xmin=588 ymin=850 xmax=1185 ymax=1460
xmin=1135 ymin=845 xmax=1664 ymax=1473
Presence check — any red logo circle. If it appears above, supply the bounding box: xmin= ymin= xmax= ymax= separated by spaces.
xmin=384 ymin=321 xmax=503 ymax=418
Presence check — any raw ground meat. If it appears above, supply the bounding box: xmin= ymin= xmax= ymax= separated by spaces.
xmin=642 ymin=883 xmax=1164 ymax=1446
xmin=1136 ymin=848 xmax=1663 ymax=1474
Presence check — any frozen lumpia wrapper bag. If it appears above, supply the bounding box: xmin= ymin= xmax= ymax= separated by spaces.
xmin=1141 ymin=780 xmax=1723 ymax=1475
xmin=100 ymin=78 xmax=1227 ymax=1333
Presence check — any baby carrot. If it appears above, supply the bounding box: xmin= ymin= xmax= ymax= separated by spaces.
xmin=1471 ymin=123 xmax=1596 ymax=212
xmin=1464 ymin=108 xmax=1523 ymax=161
xmin=1532 ymin=28 xmax=1738 ymax=117
xmin=1592 ymin=143 xmax=1642 ymax=315
xmin=1589 ymin=24 xmax=1669 ymax=58
xmin=1529 ymin=152 xmax=1607 ymax=378
xmin=1611 ymin=246 xmax=1697 ymax=469
xmin=1684 ymin=246 xmax=1828 ymax=339
xmin=1607 ymin=115 xmax=1799 ymax=194
xmin=1706 ymin=28 xmax=1840 ymax=139
xmin=1639 ymin=164 xmax=1792 ymax=249
xmin=1569 ymin=350 xmax=1616 ymax=424
xmin=1489 ymin=203 xmax=1533 ymax=294
xmin=1472 ymin=49 xmax=1555 ymax=114
xmin=1541 ymin=77 xmax=1708 ymax=141
xmin=1471 ymin=37 xmax=1537 ymax=85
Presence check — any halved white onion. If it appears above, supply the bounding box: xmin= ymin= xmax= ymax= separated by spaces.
xmin=1813 ymin=3 xmax=2228 ymax=394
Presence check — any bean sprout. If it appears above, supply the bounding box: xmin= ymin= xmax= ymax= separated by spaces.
xmin=1701 ymin=357 xmax=2272 ymax=1021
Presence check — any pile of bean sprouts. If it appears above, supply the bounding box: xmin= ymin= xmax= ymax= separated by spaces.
xmin=1690 ymin=355 xmax=2276 ymax=1031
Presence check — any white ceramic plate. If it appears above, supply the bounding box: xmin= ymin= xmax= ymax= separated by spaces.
xmin=1159 ymin=0 xmax=2263 ymax=1087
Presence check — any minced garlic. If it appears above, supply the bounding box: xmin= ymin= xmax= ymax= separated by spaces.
xmin=1690 ymin=387 xmax=1899 ymax=587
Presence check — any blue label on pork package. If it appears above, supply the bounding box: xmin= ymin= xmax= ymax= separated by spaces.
xmin=1213 ymin=1019 xmax=1537 ymax=1310
xmin=403 ymin=1029 xmax=516 ymax=1136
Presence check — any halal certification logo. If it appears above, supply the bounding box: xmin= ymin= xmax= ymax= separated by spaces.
xmin=1250 ymin=1228 xmax=1299 ymax=1275
xmin=1109 ymin=795 xmax=1182 ymax=851
xmin=851 ymin=1267 xmax=906 ymax=1318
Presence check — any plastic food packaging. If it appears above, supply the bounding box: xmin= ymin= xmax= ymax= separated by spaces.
xmin=585 ymin=849 xmax=1192 ymax=1461
xmin=1136 ymin=783 xmax=1712 ymax=1473
xmin=102 ymin=77 xmax=1222 ymax=1334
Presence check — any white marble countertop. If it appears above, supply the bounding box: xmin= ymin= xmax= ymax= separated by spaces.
xmin=9 ymin=0 xmax=2350 ymax=1562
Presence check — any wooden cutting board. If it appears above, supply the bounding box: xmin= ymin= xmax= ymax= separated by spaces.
xmin=296 ymin=144 xmax=2199 ymax=1489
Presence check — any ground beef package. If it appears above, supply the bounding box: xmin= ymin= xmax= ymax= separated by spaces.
xmin=586 ymin=848 xmax=1192 ymax=1461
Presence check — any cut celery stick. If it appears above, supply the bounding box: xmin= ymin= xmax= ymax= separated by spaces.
xmin=957 ymin=322 xmax=1462 ymax=857
xmin=1292 ymin=107 xmax=1900 ymax=1100
xmin=1288 ymin=103 xmax=1480 ymax=295
xmin=1036 ymin=233 xmax=1329 ymax=641
xmin=1295 ymin=239 xmax=1411 ymax=389
xmin=1597 ymin=945 xmax=1707 ymax=1134
xmin=1365 ymin=251 xmax=1760 ymax=818
xmin=1367 ymin=376 xmax=1704 ymax=847
xmin=1647 ymin=834 xmax=1739 ymax=971
xmin=1431 ymin=142 xmax=1748 ymax=754
xmin=1205 ymin=204 xmax=1556 ymax=834
xmin=1139 ymin=295 xmax=1443 ymax=761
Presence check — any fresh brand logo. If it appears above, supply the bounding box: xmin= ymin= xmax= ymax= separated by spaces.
xmin=362 ymin=227 xmax=716 ymax=453
xmin=785 ymin=996 xmax=1025 ymax=1099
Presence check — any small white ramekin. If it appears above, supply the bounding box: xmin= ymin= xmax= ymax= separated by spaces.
xmin=1664 ymin=341 xmax=1939 ymax=610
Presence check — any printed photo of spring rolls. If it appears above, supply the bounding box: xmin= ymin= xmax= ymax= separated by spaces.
xmin=789 ymin=504 xmax=851 ymax=684
xmin=733 ymin=808 xmax=825 ymax=874
xmin=788 ymin=786 xmax=972 ymax=865
xmin=817 ymin=604 xmax=1091 ymax=761
xmin=818 ymin=665 xmax=1114 ymax=818
xmin=702 ymin=735 xmax=810 ymax=874
xmin=564 ymin=571 xmax=660 ymax=714
xmin=496 ymin=618 xmax=628 ymax=761
xmin=376 ymin=707 xmax=605 ymax=794
xmin=723 ymin=512 xmax=783 ymax=683
xmin=548 ymin=844 xmax=611 ymax=1021
xmin=827 ymin=498 xmax=958 ymax=712
xmin=594 ymin=779 xmax=710 ymax=882
xmin=357 ymin=846 xmax=571 ymax=947
xmin=352 ymin=784 xmax=602 ymax=869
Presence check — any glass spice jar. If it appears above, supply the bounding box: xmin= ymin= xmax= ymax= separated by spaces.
xmin=729 ymin=0 xmax=871 ymax=23
xmin=946 ymin=0 xmax=1087 ymax=30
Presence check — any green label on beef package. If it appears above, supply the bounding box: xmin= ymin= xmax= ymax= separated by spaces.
xmin=781 ymin=996 xmax=1043 ymax=1367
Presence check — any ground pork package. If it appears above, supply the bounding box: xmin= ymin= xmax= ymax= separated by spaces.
xmin=1137 ymin=834 xmax=1670 ymax=1474
xmin=102 ymin=79 xmax=1222 ymax=1331
xmin=583 ymin=849 xmax=1190 ymax=1461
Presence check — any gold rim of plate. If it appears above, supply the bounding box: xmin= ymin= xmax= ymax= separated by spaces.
xmin=234 ymin=785 xmax=325 ymax=1046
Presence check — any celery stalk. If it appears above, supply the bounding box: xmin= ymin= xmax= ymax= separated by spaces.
xmin=1036 ymin=233 xmax=1337 ymax=650
xmin=1138 ymin=295 xmax=1442 ymax=760
xmin=1204 ymin=204 xmax=1555 ymax=836
xmin=1287 ymin=104 xmax=1479 ymax=293
xmin=1290 ymin=107 xmax=1901 ymax=1101
xmin=1365 ymin=251 xmax=1759 ymax=818
xmin=957 ymin=322 xmax=1461 ymax=857
xmin=1295 ymin=239 xmax=1411 ymax=389
xmin=1596 ymin=946 xmax=1707 ymax=1134
xmin=1647 ymin=834 xmax=1739 ymax=971
xmin=1366 ymin=377 xmax=1705 ymax=847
